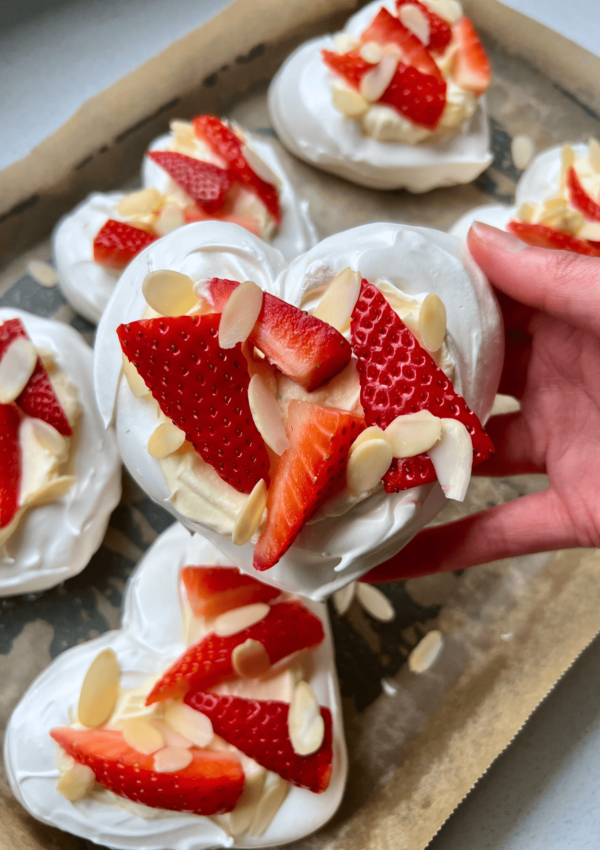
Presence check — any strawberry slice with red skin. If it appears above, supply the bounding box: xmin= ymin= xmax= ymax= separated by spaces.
xmin=193 ymin=115 xmax=281 ymax=225
xmin=147 ymin=151 xmax=232 ymax=214
xmin=50 ymin=727 xmax=243 ymax=815
xmin=507 ymin=220 xmax=600 ymax=257
xmin=451 ymin=16 xmax=491 ymax=96
xmin=253 ymin=400 xmax=365 ymax=571
xmin=0 ymin=319 xmax=71 ymax=436
xmin=181 ymin=565 xmax=280 ymax=618
xmin=146 ymin=599 xmax=324 ymax=705
xmin=186 ymin=692 xmax=333 ymax=793
xmin=396 ymin=0 xmax=452 ymax=54
xmin=93 ymin=219 xmax=156 ymax=270
xmin=351 ymin=280 xmax=493 ymax=493
xmin=361 ymin=7 xmax=443 ymax=80
xmin=322 ymin=49 xmax=372 ymax=90
xmin=117 ymin=314 xmax=270 ymax=494
xmin=567 ymin=166 xmax=600 ymax=222
xmin=0 ymin=404 xmax=21 ymax=529
xmin=204 ymin=278 xmax=352 ymax=391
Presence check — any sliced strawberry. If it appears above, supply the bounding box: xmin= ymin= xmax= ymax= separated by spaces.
xmin=351 ymin=280 xmax=493 ymax=493
xmin=186 ymin=692 xmax=333 ymax=793
xmin=50 ymin=727 xmax=243 ymax=815
xmin=451 ymin=16 xmax=491 ymax=96
xmin=507 ymin=220 xmax=600 ymax=257
xmin=0 ymin=319 xmax=71 ymax=436
xmin=146 ymin=599 xmax=324 ymax=704
xmin=193 ymin=115 xmax=281 ymax=225
xmin=322 ymin=49 xmax=372 ymax=90
xmin=204 ymin=278 xmax=351 ymax=391
xmin=396 ymin=0 xmax=452 ymax=54
xmin=567 ymin=166 xmax=600 ymax=222
xmin=117 ymin=314 xmax=270 ymax=494
xmin=146 ymin=151 xmax=232 ymax=214
xmin=93 ymin=219 xmax=156 ymax=271
xmin=361 ymin=7 xmax=443 ymax=79
xmin=253 ymin=401 xmax=365 ymax=571
xmin=0 ymin=404 xmax=21 ymax=529
xmin=181 ymin=565 xmax=280 ymax=618
xmin=183 ymin=204 xmax=262 ymax=236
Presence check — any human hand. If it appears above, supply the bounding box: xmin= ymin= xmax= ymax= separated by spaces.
xmin=364 ymin=221 xmax=600 ymax=583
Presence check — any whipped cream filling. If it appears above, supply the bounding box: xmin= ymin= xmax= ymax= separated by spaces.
xmin=94 ymin=221 xmax=503 ymax=599
xmin=0 ymin=309 xmax=122 ymax=596
xmin=268 ymin=0 xmax=492 ymax=192
xmin=5 ymin=523 xmax=347 ymax=849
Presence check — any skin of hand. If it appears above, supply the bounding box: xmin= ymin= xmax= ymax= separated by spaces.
xmin=364 ymin=220 xmax=600 ymax=583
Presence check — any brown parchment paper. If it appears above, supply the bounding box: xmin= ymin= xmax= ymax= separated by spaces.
xmin=2 ymin=3 xmax=600 ymax=850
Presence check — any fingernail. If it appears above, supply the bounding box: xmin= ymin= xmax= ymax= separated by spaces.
xmin=471 ymin=221 xmax=527 ymax=253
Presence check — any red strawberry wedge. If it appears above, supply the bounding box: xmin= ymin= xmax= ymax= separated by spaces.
xmin=321 ymin=49 xmax=372 ymax=91
xmin=451 ymin=17 xmax=491 ymax=96
xmin=567 ymin=166 xmax=600 ymax=222
xmin=146 ymin=151 xmax=232 ymax=214
xmin=193 ymin=116 xmax=281 ymax=225
xmin=361 ymin=7 xmax=443 ymax=79
xmin=0 ymin=404 xmax=21 ymax=529
xmin=253 ymin=401 xmax=365 ymax=572
xmin=186 ymin=692 xmax=334 ymax=793
xmin=50 ymin=727 xmax=244 ymax=815
xmin=351 ymin=280 xmax=493 ymax=493
xmin=93 ymin=219 xmax=156 ymax=270
xmin=204 ymin=278 xmax=351 ymax=391
xmin=507 ymin=221 xmax=600 ymax=257
xmin=117 ymin=314 xmax=270 ymax=494
xmin=0 ymin=319 xmax=71 ymax=436
xmin=181 ymin=565 xmax=280 ymax=618
xmin=396 ymin=0 xmax=452 ymax=54
xmin=146 ymin=599 xmax=324 ymax=705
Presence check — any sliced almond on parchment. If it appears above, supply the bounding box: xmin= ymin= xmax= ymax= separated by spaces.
xmin=333 ymin=581 xmax=356 ymax=616
xmin=356 ymin=583 xmax=395 ymax=622
xmin=147 ymin=421 xmax=186 ymax=458
xmin=418 ymin=293 xmax=447 ymax=353
xmin=242 ymin=144 xmax=282 ymax=188
xmin=385 ymin=410 xmax=442 ymax=458
xmin=0 ymin=337 xmax=38 ymax=404
xmin=331 ymin=84 xmax=370 ymax=119
xmin=215 ymin=602 xmax=270 ymax=637
xmin=428 ymin=418 xmax=472 ymax=501
xmin=408 ymin=629 xmax=444 ymax=673
xmin=142 ymin=270 xmax=197 ymax=316
xmin=121 ymin=717 xmax=164 ymax=755
xmin=232 ymin=639 xmax=271 ymax=679
xmin=346 ymin=438 xmax=393 ymax=495
xmin=398 ymin=4 xmax=430 ymax=44
xmin=154 ymin=204 xmax=185 ymax=237
xmin=248 ymin=775 xmax=290 ymax=837
xmin=348 ymin=425 xmax=387 ymax=456
xmin=163 ymin=701 xmax=214 ymax=747
xmin=312 ymin=267 xmax=362 ymax=332
xmin=219 ymin=280 xmax=263 ymax=349
xmin=511 ymin=135 xmax=535 ymax=170
xmin=56 ymin=762 xmax=96 ymax=802
xmin=589 ymin=137 xmax=600 ymax=173
xmin=248 ymin=374 xmax=289 ymax=455
xmin=360 ymin=54 xmax=398 ymax=102
xmin=288 ymin=681 xmax=324 ymax=756
xmin=153 ymin=746 xmax=193 ymax=773
xmin=122 ymin=354 xmax=150 ymax=397
xmin=78 ymin=648 xmax=120 ymax=728
xmin=232 ymin=478 xmax=267 ymax=546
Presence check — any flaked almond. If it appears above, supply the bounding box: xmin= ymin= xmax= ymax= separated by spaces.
xmin=333 ymin=581 xmax=356 ymax=616
xmin=248 ymin=776 xmax=289 ymax=837
xmin=248 ymin=374 xmax=289 ymax=455
xmin=360 ymin=54 xmax=398 ymax=102
xmin=154 ymin=204 xmax=185 ymax=237
xmin=78 ymin=648 xmax=120 ymax=728
xmin=385 ymin=410 xmax=442 ymax=458
xmin=359 ymin=41 xmax=383 ymax=63
xmin=0 ymin=337 xmax=38 ymax=403
xmin=348 ymin=425 xmax=387 ymax=456
xmin=408 ymin=629 xmax=444 ymax=673
xmin=334 ymin=33 xmax=360 ymax=54
xmin=242 ymin=144 xmax=282 ymax=188
xmin=398 ymin=4 xmax=430 ymax=44
xmin=517 ymin=202 xmax=534 ymax=223
xmin=579 ymin=219 xmax=600 ymax=241
xmin=147 ymin=421 xmax=186 ymax=458
xmin=418 ymin=293 xmax=446 ymax=352
xmin=26 ymin=475 xmax=76 ymax=508
xmin=116 ymin=188 xmax=162 ymax=218
xmin=428 ymin=0 xmax=462 ymax=23
xmin=288 ymin=681 xmax=324 ymax=756
xmin=170 ymin=120 xmax=194 ymax=137
xmin=232 ymin=639 xmax=271 ymax=679
xmin=346 ymin=438 xmax=393 ymax=495
xmin=428 ymin=418 xmax=472 ymax=501
xmin=560 ymin=144 xmax=575 ymax=188
xmin=153 ymin=746 xmax=193 ymax=773
xmin=356 ymin=583 xmax=395 ymax=622
xmin=27 ymin=260 xmax=58 ymax=288
xmin=219 ymin=280 xmax=263 ymax=349
xmin=29 ymin=418 xmax=67 ymax=457
xmin=122 ymin=353 xmax=150 ymax=397
xmin=163 ymin=701 xmax=214 ymax=747
xmin=215 ymin=602 xmax=270 ymax=637
xmin=589 ymin=137 xmax=600 ymax=173
xmin=229 ymin=767 xmax=267 ymax=835
xmin=331 ymin=83 xmax=370 ymax=119
xmin=151 ymin=718 xmax=192 ymax=749
xmin=313 ymin=267 xmax=362 ymax=332
xmin=511 ymin=135 xmax=535 ymax=170
xmin=56 ymin=762 xmax=96 ymax=802
xmin=142 ymin=269 xmax=197 ymax=317
xmin=122 ymin=717 xmax=164 ymax=755
xmin=232 ymin=478 xmax=267 ymax=546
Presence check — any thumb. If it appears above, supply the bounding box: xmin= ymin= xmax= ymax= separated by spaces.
xmin=467 ymin=222 xmax=600 ymax=336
